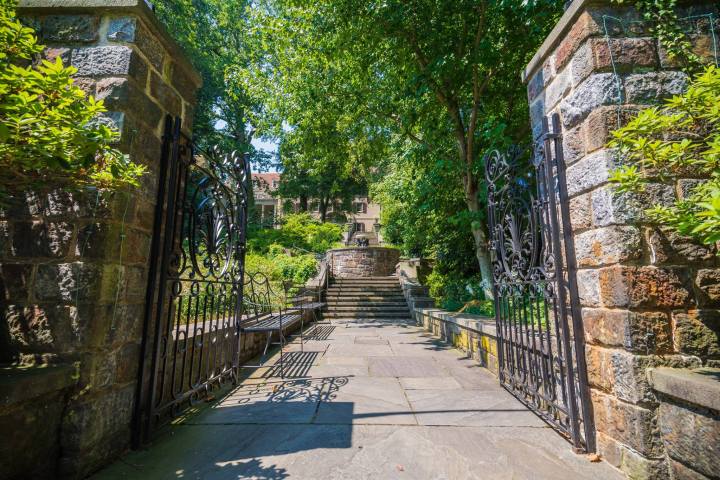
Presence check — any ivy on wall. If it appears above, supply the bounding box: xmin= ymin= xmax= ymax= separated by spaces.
xmin=613 ymin=0 xmax=704 ymax=72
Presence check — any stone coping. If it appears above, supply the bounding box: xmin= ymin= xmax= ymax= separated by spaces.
xmin=648 ymin=367 xmax=720 ymax=412
xmin=522 ymin=0 xmax=709 ymax=83
xmin=414 ymin=307 xmax=497 ymax=337
xmin=522 ymin=0 xmax=599 ymax=83
xmin=0 ymin=363 xmax=77 ymax=407
xmin=329 ymin=246 xmax=400 ymax=253
xmin=18 ymin=0 xmax=202 ymax=87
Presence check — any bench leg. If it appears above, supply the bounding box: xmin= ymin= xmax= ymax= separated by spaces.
xmin=313 ymin=309 xmax=319 ymax=337
xmin=261 ymin=331 xmax=272 ymax=360
xmin=279 ymin=329 xmax=284 ymax=378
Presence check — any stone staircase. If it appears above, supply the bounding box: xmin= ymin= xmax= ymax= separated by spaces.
xmin=322 ymin=276 xmax=411 ymax=321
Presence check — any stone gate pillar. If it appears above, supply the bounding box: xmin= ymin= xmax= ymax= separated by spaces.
xmin=1 ymin=1 xmax=201 ymax=478
xmin=524 ymin=1 xmax=719 ymax=478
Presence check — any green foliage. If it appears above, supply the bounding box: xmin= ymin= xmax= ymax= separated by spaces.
xmin=426 ymin=270 xmax=493 ymax=316
xmin=0 ymin=0 xmax=144 ymax=190
xmin=246 ymin=250 xmax=318 ymax=286
xmin=609 ymin=65 xmax=720 ymax=245
xmin=613 ymin=0 xmax=703 ymax=72
xmin=372 ymin=154 xmax=479 ymax=266
xmin=247 ymin=213 xmax=343 ymax=254
xmin=236 ymin=0 xmax=562 ymax=292
xmin=245 ymin=213 xmax=342 ymax=291
xmin=275 ymin=139 xmax=368 ymax=221
xmin=152 ymin=0 xmax=271 ymax=169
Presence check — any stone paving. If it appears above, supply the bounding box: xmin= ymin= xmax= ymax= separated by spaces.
xmin=94 ymin=316 xmax=624 ymax=479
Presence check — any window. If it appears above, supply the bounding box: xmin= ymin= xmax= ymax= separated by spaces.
xmin=354 ymin=202 xmax=367 ymax=214
xmin=311 ymin=201 xmax=320 ymax=212
xmin=272 ymin=180 xmax=279 ymax=188
xmin=354 ymin=222 xmax=365 ymax=232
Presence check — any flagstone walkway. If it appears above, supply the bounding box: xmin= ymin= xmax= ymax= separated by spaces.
xmin=94 ymin=316 xmax=623 ymax=479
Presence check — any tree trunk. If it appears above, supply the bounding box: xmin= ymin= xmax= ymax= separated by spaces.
xmin=470 ymin=224 xmax=493 ymax=299
xmin=441 ymin=103 xmax=494 ymax=300
xmin=465 ymin=181 xmax=494 ymax=300
xmin=319 ymin=196 xmax=328 ymax=222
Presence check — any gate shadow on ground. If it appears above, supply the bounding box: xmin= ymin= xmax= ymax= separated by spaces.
xmin=174 ymin=376 xmax=355 ymax=479
xmin=97 ymin=368 xmax=546 ymax=479
xmin=183 ymin=372 xmax=535 ymax=480
xmin=210 ymin=458 xmax=290 ymax=479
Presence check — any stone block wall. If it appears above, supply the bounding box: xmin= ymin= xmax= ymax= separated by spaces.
xmin=396 ymin=262 xmax=435 ymax=321
xmin=524 ymin=1 xmax=719 ymax=478
xmin=1 ymin=1 xmax=201 ymax=478
xmin=330 ymin=247 xmax=400 ymax=277
xmin=414 ymin=308 xmax=499 ymax=375
xmin=648 ymin=367 xmax=720 ymax=480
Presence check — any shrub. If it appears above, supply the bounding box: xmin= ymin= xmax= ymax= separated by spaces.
xmin=426 ymin=269 xmax=494 ymax=317
xmin=272 ymin=252 xmax=318 ymax=284
xmin=245 ymin=249 xmax=317 ymax=286
xmin=609 ymin=65 xmax=720 ymax=245
xmin=0 ymin=0 xmax=144 ymax=192
xmin=247 ymin=213 xmax=343 ymax=254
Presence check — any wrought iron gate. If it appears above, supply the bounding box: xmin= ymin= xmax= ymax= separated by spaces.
xmin=485 ymin=113 xmax=595 ymax=452
xmin=134 ymin=116 xmax=250 ymax=444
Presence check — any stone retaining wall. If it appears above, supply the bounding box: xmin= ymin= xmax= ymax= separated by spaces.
xmin=1 ymin=1 xmax=201 ymax=478
xmin=414 ymin=308 xmax=499 ymax=375
xmin=329 ymin=247 xmax=400 ymax=277
xmin=396 ymin=261 xmax=498 ymax=374
xmin=525 ymin=1 xmax=719 ymax=477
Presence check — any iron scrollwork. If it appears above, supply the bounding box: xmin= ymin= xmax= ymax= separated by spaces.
xmin=139 ymin=116 xmax=251 ymax=442
xmin=485 ymin=115 xmax=595 ymax=453
xmin=485 ymin=147 xmax=549 ymax=287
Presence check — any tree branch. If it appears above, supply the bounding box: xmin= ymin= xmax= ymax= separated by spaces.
xmin=466 ymin=6 xmax=490 ymax=166
xmin=387 ymin=113 xmax=435 ymax=152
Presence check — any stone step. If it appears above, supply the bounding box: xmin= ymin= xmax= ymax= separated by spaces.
xmin=329 ymin=281 xmax=397 ymax=284
xmin=329 ymin=285 xmax=401 ymax=290
xmin=323 ymin=295 xmax=407 ymax=302
xmin=331 ymin=283 xmax=399 ymax=287
xmin=328 ymin=317 xmax=413 ymax=323
xmin=323 ymin=311 xmax=410 ymax=318
xmin=323 ymin=295 xmax=407 ymax=304
xmin=325 ymin=293 xmax=403 ymax=298
xmin=327 ymin=293 xmax=404 ymax=297
xmin=326 ymin=287 xmax=402 ymax=293
xmin=331 ymin=280 xmax=400 ymax=285
xmin=332 ymin=276 xmax=398 ymax=281
xmin=325 ymin=306 xmax=410 ymax=312
xmin=325 ymin=301 xmax=408 ymax=307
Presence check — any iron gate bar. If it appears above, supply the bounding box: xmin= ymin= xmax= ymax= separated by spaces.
xmin=485 ymin=114 xmax=595 ymax=453
xmin=135 ymin=115 xmax=250 ymax=444
xmin=540 ymin=115 xmax=582 ymax=450
xmin=546 ymin=113 xmax=596 ymax=453
xmin=132 ymin=115 xmax=175 ymax=448
xmin=144 ymin=115 xmax=184 ymax=441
